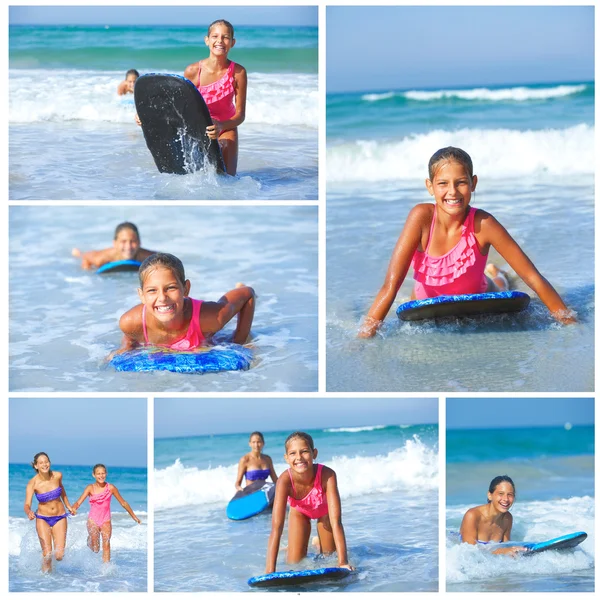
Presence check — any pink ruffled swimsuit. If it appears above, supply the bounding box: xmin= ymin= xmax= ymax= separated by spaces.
xmin=287 ymin=464 xmax=329 ymax=520
xmin=142 ymin=298 xmax=206 ymax=350
xmin=411 ymin=206 xmax=488 ymax=299
xmin=196 ymin=60 xmax=237 ymax=122
xmin=88 ymin=484 xmax=112 ymax=527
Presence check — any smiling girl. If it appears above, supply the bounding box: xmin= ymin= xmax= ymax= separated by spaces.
xmin=235 ymin=432 xmax=278 ymax=491
xmin=118 ymin=252 xmax=255 ymax=351
xmin=265 ymin=432 xmax=353 ymax=574
xmin=184 ymin=19 xmax=247 ymax=175
xmin=358 ymin=146 xmax=575 ymax=337
xmin=460 ymin=475 xmax=524 ymax=556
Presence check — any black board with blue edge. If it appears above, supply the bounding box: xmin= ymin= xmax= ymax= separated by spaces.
xmin=396 ymin=291 xmax=530 ymax=321
xmin=134 ymin=73 xmax=226 ymax=175
xmin=227 ymin=481 xmax=275 ymax=520
xmin=96 ymin=260 xmax=141 ymax=274
xmin=248 ymin=567 xmax=353 ymax=588
xmin=109 ymin=347 xmax=252 ymax=374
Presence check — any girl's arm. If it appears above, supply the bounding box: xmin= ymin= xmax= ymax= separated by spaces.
xmin=72 ymin=485 xmax=93 ymax=512
xmin=323 ymin=468 xmax=352 ymax=568
xmin=201 ymin=285 xmax=256 ymax=344
xmin=358 ymin=205 xmax=427 ymax=337
xmin=265 ymin=473 xmax=291 ymax=573
xmin=482 ymin=214 xmax=576 ymax=323
xmin=117 ymin=307 xmax=144 ymax=351
xmin=234 ymin=457 xmax=247 ymax=491
xmin=110 ymin=485 xmax=142 ymax=523
xmin=266 ymin=456 xmax=278 ymax=483
xmin=458 ymin=508 xmax=479 ymax=545
xmin=71 ymin=247 xmax=114 ymax=269
xmin=57 ymin=473 xmax=75 ymax=514
xmin=24 ymin=478 xmax=36 ymax=520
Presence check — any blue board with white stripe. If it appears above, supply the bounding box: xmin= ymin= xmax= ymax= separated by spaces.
xmin=227 ymin=481 xmax=275 ymax=520
xmin=248 ymin=567 xmax=353 ymax=588
xmin=519 ymin=531 xmax=587 ymax=555
xmin=110 ymin=346 xmax=252 ymax=373
xmin=396 ymin=291 xmax=530 ymax=321
xmin=96 ymin=259 xmax=141 ymax=274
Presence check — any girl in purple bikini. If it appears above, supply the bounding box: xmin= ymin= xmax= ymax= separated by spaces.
xmin=234 ymin=432 xmax=278 ymax=491
xmin=23 ymin=452 xmax=76 ymax=572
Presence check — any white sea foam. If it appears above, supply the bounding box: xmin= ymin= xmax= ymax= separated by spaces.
xmin=8 ymin=69 xmax=318 ymax=128
xmin=327 ymin=124 xmax=594 ymax=182
xmin=154 ymin=435 xmax=438 ymax=510
xmin=324 ymin=425 xmax=388 ymax=433
xmin=360 ymin=84 xmax=587 ymax=103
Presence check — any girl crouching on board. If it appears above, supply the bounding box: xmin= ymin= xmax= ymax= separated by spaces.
xmin=265 ymin=431 xmax=354 ymax=573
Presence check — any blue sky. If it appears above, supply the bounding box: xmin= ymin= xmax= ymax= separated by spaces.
xmin=155 ymin=397 xmax=438 ymax=437
xmin=447 ymin=397 xmax=594 ymax=430
xmin=10 ymin=398 xmax=147 ymax=467
xmin=327 ymin=6 xmax=594 ymax=93
xmin=9 ymin=6 xmax=317 ymax=26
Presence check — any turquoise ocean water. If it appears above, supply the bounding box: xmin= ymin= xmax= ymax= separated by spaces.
xmin=9 ymin=463 xmax=147 ymax=592
xmin=446 ymin=426 xmax=594 ymax=591
xmin=9 ymin=24 xmax=318 ymax=199
xmin=154 ymin=424 xmax=439 ymax=591
xmin=327 ymin=81 xmax=594 ymax=392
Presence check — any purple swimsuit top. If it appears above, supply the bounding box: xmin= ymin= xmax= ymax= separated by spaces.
xmin=35 ymin=487 xmax=62 ymax=502
xmin=246 ymin=469 xmax=271 ymax=482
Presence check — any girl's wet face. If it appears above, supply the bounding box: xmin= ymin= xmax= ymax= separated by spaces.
xmin=35 ymin=455 xmax=51 ymax=472
xmin=93 ymin=467 xmax=107 ymax=483
xmin=249 ymin=435 xmax=265 ymax=453
xmin=138 ymin=266 xmax=190 ymax=324
xmin=205 ymin=24 xmax=235 ymax=54
xmin=426 ymin=161 xmax=477 ymax=215
xmin=114 ymin=228 xmax=140 ymax=260
xmin=488 ymin=481 xmax=515 ymax=512
xmin=284 ymin=438 xmax=316 ymax=473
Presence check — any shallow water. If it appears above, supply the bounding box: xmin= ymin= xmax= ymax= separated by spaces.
xmin=9 ymin=205 xmax=318 ymax=392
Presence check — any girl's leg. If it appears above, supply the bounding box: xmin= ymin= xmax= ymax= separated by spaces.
xmin=87 ymin=519 xmax=101 ymax=553
xmin=286 ymin=507 xmax=311 ymax=564
xmin=35 ymin=518 xmax=53 ymax=573
xmin=316 ymin=514 xmax=337 ymax=555
xmin=218 ymin=129 xmax=238 ymax=176
xmin=51 ymin=517 xmax=68 ymax=561
xmin=485 ymin=264 xmax=509 ymax=291
xmin=100 ymin=521 xmax=112 ymax=563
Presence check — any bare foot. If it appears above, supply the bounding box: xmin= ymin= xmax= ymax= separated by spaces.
xmin=485 ymin=264 xmax=509 ymax=291
xmin=72 ymin=248 xmax=81 ymax=258
xmin=311 ymin=536 xmax=321 ymax=552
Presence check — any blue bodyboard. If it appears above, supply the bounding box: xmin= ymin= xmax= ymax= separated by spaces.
xmin=521 ymin=531 xmax=587 ymax=555
xmin=96 ymin=260 xmax=141 ymax=274
xmin=134 ymin=73 xmax=226 ymax=175
xmin=227 ymin=481 xmax=275 ymax=520
xmin=396 ymin=291 xmax=530 ymax=321
xmin=110 ymin=347 xmax=252 ymax=374
xmin=248 ymin=567 xmax=352 ymax=588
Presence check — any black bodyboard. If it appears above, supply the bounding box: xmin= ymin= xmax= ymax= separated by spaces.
xmin=134 ymin=73 xmax=226 ymax=175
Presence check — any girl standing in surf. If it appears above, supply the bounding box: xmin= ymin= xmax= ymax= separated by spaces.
xmin=358 ymin=146 xmax=575 ymax=337
xmin=183 ymin=19 xmax=247 ymax=176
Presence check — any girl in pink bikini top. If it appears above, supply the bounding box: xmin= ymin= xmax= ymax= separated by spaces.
xmin=196 ymin=60 xmax=237 ymax=123
xmin=358 ymin=146 xmax=576 ymax=337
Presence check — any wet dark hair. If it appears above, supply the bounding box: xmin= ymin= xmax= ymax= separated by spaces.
xmin=126 ymin=69 xmax=140 ymax=78
xmin=487 ymin=475 xmax=515 ymax=502
xmin=31 ymin=452 xmax=50 ymax=471
xmin=284 ymin=431 xmax=315 ymax=452
xmin=93 ymin=464 xmax=107 ymax=473
xmin=138 ymin=252 xmax=186 ymax=288
xmin=428 ymin=146 xmax=474 ymax=182
xmin=207 ymin=19 xmax=234 ymax=38
xmin=249 ymin=432 xmax=265 ymax=442
xmin=114 ymin=221 xmax=140 ymax=241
